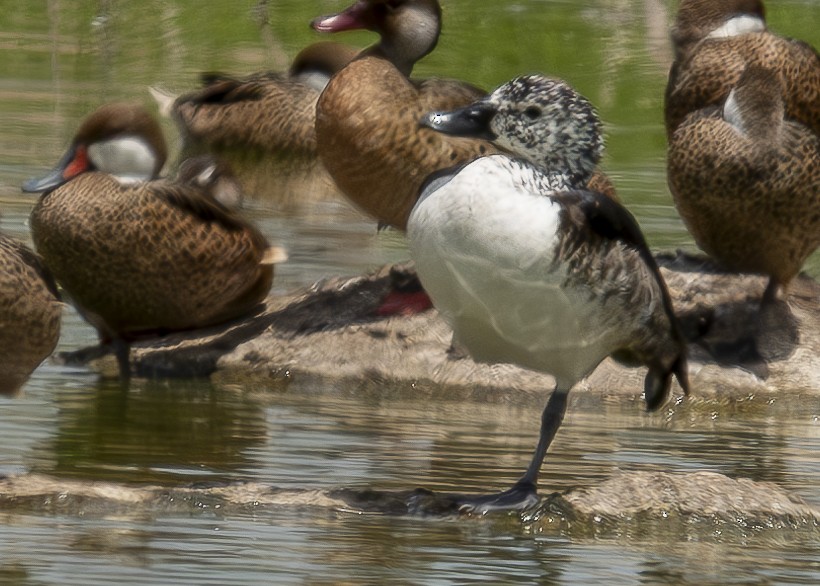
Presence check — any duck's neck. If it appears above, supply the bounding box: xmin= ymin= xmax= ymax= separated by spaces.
xmin=673 ymin=13 xmax=766 ymax=58
xmin=541 ymin=170 xmax=588 ymax=193
xmin=524 ymin=152 xmax=597 ymax=192
xmin=511 ymin=156 xmax=591 ymax=194
xmin=365 ymin=9 xmax=440 ymax=78
xmin=362 ymin=45 xmax=416 ymax=77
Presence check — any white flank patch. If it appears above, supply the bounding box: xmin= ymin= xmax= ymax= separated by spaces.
xmin=723 ymin=88 xmax=746 ymax=134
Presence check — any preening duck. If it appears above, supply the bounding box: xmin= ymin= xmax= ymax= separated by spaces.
xmin=176 ymin=154 xmax=244 ymax=209
xmin=23 ymin=102 xmax=280 ymax=379
xmin=407 ymin=75 xmax=689 ymax=512
xmin=668 ymin=65 xmax=820 ymax=303
xmin=664 ymin=0 xmax=819 ymax=138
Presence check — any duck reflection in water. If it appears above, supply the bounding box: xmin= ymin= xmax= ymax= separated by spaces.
xmin=407 ymin=75 xmax=690 ymax=513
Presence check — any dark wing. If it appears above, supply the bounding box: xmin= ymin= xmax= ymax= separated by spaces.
xmin=182 ymin=76 xmax=270 ymax=105
xmin=557 ymin=189 xmax=690 ymax=400
xmin=554 ymin=189 xmax=650 ymax=251
xmin=417 ymin=161 xmax=473 ymax=203
xmin=153 ymin=181 xmax=268 ymax=249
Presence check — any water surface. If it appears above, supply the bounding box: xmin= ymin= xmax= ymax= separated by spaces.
xmin=1 ymin=1 xmax=819 ymax=584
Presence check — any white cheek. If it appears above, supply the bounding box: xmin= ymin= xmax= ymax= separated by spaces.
xmin=706 ymin=15 xmax=766 ymax=40
xmin=401 ymin=6 xmax=439 ymax=54
xmin=87 ymin=137 xmax=158 ymax=181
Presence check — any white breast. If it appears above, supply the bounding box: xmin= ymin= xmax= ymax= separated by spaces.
xmin=408 ymin=156 xmax=616 ymax=386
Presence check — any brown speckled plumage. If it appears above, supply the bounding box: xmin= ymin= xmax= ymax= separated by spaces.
xmin=0 ymin=234 xmax=61 ymax=395
xmin=314 ymin=0 xmax=616 ymax=230
xmin=171 ymin=42 xmax=359 ymax=157
xmin=668 ymin=66 xmax=820 ymax=292
xmin=317 ymin=55 xmax=494 ymax=230
xmin=665 ymin=0 xmax=820 ymax=138
xmin=26 ymin=103 xmax=273 ymax=351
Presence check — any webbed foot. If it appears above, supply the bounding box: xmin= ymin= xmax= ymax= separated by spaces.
xmin=407 ymin=480 xmax=539 ymax=516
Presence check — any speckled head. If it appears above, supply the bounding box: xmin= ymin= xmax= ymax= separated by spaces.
xmin=423 ymin=75 xmax=604 ymax=181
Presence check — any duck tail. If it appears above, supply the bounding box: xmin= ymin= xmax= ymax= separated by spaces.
xmin=644 ymin=351 xmax=689 ymax=412
xmin=261 ymin=246 xmax=289 ymax=265
xmin=148 ymin=86 xmax=177 ymax=119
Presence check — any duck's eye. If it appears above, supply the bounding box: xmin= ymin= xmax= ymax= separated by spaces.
xmin=523 ymin=106 xmax=542 ymax=120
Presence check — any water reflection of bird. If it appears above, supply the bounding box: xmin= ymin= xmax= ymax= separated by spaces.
xmin=22 ymin=102 xmax=281 ymax=379
xmin=408 ymin=75 xmax=689 ymax=513
xmin=665 ymin=0 xmax=820 ymax=303
xmin=0 ymin=233 xmax=62 ymax=396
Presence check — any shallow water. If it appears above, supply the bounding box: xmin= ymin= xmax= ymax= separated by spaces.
xmin=1 ymin=1 xmax=819 ymax=584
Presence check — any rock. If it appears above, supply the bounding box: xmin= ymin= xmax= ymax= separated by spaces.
xmin=534 ymin=470 xmax=819 ymax=532
xmin=0 ymin=471 xmax=816 ymax=537
xmin=66 ymin=252 xmax=820 ymax=401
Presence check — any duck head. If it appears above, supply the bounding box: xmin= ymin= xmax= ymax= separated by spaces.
xmin=23 ymin=102 xmax=167 ymax=194
xmin=421 ymin=75 xmax=604 ymax=182
xmin=311 ymin=0 xmax=442 ymax=76
xmin=672 ymin=0 xmax=766 ymax=55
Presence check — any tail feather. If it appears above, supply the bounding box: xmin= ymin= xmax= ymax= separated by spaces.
xmin=148 ymin=86 xmax=178 ymax=118
xmin=644 ymin=352 xmax=689 ymax=412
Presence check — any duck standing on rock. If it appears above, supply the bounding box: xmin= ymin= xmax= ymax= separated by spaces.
xmin=311 ymin=0 xmax=492 ymax=231
xmin=22 ymin=102 xmax=281 ymax=379
xmin=407 ymin=75 xmax=689 ymax=513
xmin=0 ymin=234 xmax=62 ymax=395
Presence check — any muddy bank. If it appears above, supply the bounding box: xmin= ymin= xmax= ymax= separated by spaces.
xmin=69 ymin=251 xmax=820 ymax=401
xmin=0 ymin=471 xmax=816 ymax=538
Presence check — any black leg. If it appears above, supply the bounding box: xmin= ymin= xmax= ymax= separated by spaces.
xmin=518 ymin=387 xmax=570 ymax=487
xmin=407 ymin=387 xmax=570 ymax=515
